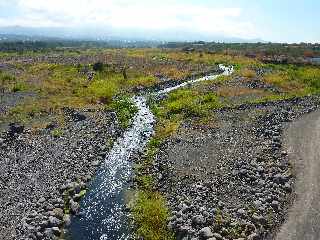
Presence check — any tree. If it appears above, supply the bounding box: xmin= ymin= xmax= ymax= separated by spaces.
xmin=92 ymin=62 xmax=104 ymax=72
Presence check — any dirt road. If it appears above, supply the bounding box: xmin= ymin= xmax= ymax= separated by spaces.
xmin=276 ymin=110 xmax=320 ymax=240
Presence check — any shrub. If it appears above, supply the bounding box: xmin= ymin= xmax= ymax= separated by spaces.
xmin=92 ymin=62 xmax=105 ymax=72
xmin=132 ymin=191 xmax=174 ymax=240
xmin=110 ymin=96 xmax=138 ymax=128
xmin=88 ymin=80 xmax=118 ymax=103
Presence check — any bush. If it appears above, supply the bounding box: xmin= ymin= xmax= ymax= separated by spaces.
xmin=92 ymin=62 xmax=104 ymax=72
xmin=110 ymin=96 xmax=138 ymax=128
xmin=132 ymin=191 xmax=173 ymax=240
xmin=88 ymin=80 xmax=118 ymax=103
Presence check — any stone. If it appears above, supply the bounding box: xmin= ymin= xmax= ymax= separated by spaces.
xmin=252 ymin=213 xmax=267 ymax=225
xmin=199 ymin=227 xmax=214 ymax=239
xmin=70 ymin=199 xmax=80 ymax=214
xmin=8 ymin=123 xmax=24 ymax=135
xmin=39 ymin=220 xmax=49 ymax=229
xmin=51 ymin=227 xmax=61 ymax=236
xmin=237 ymin=208 xmax=246 ymax=216
xmin=44 ymin=228 xmax=54 ymax=238
xmin=213 ymin=233 xmax=223 ymax=239
xmin=192 ymin=215 xmax=205 ymax=225
xmin=53 ymin=208 xmax=64 ymax=219
xmin=63 ymin=214 xmax=71 ymax=227
xmin=271 ymin=200 xmax=279 ymax=209
xmin=38 ymin=197 xmax=46 ymax=204
xmin=253 ymin=200 xmax=262 ymax=208
xmin=49 ymin=216 xmax=62 ymax=227
xmin=248 ymin=232 xmax=259 ymax=240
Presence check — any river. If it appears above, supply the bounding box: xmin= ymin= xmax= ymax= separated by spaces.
xmin=68 ymin=64 xmax=234 ymax=240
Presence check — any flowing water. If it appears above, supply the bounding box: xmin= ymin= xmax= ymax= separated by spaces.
xmin=68 ymin=65 xmax=234 ymax=240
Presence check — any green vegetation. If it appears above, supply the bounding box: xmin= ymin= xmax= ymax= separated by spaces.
xmin=132 ymin=191 xmax=174 ymax=240
xmin=263 ymin=65 xmax=320 ymax=95
xmin=132 ymin=137 xmax=174 ymax=240
xmin=51 ymin=128 xmax=64 ymax=138
xmin=154 ymin=89 xmax=222 ymax=121
xmin=109 ymin=96 xmax=138 ymax=128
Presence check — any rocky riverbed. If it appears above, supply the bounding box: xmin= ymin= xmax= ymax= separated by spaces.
xmin=0 ymin=108 xmax=121 ymax=240
xmin=151 ymin=96 xmax=320 ymax=240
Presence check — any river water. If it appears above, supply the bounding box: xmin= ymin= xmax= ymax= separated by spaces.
xmin=68 ymin=64 xmax=234 ymax=240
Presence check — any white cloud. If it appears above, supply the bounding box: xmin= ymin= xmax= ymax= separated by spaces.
xmin=0 ymin=0 xmax=258 ymax=39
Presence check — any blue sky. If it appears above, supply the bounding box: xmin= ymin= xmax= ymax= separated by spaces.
xmin=0 ymin=0 xmax=319 ymax=42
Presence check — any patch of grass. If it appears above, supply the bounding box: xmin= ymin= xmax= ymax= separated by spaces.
xmin=0 ymin=71 xmax=28 ymax=92
xmin=132 ymin=191 xmax=174 ymax=240
xmin=87 ymin=79 xmax=119 ymax=104
xmin=167 ymin=51 xmax=257 ymax=68
xmin=127 ymin=75 xmax=159 ymax=88
xmin=217 ymin=86 xmax=265 ymax=98
xmin=239 ymin=68 xmax=256 ymax=78
xmin=109 ymin=96 xmax=138 ymax=129
xmin=263 ymin=65 xmax=320 ymax=95
xmin=158 ymin=89 xmax=222 ymax=119
xmin=51 ymin=128 xmax=64 ymax=138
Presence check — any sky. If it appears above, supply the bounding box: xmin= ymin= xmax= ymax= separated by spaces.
xmin=0 ymin=0 xmax=319 ymax=43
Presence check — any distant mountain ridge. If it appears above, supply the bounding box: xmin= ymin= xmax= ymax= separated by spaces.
xmin=0 ymin=26 xmax=265 ymax=43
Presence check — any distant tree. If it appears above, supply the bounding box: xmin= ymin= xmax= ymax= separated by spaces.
xmin=122 ymin=65 xmax=127 ymax=80
xmin=92 ymin=62 xmax=104 ymax=72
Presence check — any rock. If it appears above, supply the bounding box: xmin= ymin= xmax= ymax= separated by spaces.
xmin=271 ymin=200 xmax=279 ymax=209
xmin=252 ymin=213 xmax=267 ymax=225
xmin=70 ymin=199 xmax=80 ymax=214
xmin=237 ymin=208 xmax=246 ymax=216
xmin=8 ymin=123 xmax=24 ymax=135
xmin=38 ymin=197 xmax=46 ymax=204
xmin=192 ymin=215 xmax=205 ymax=225
xmin=36 ymin=231 xmax=44 ymax=239
xmin=53 ymin=208 xmax=64 ymax=219
xmin=273 ymin=173 xmax=288 ymax=184
xmin=63 ymin=214 xmax=71 ymax=227
xmin=199 ymin=227 xmax=214 ymax=239
xmin=39 ymin=220 xmax=49 ymax=229
xmin=212 ymin=233 xmax=223 ymax=239
xmin=48 ymin=216 xmax=62 ymax=227
xmin=284 ymin=182 xmax=292 ymax=192
xmin=51 ymin=227 xmax=61 ymax=236
xmin=253 ymin=200 xmax=262 ymax=208
xmin=248 ymin=232 xmax=259 ymax=240
xmin=43 ymin=228 xmax=54 ymax=238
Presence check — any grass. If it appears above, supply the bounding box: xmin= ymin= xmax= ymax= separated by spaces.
xmin=132 ymin=191 xmax=174 ymax=240
xmin=166 ymin=51 xmax=257 ymax=69
xmin=156 ymin=89 xmax=222 ymax=119
xmin=51 ymin=128 xmax=64 ymax=138
xmin=0 ymin=61 xmax=158 ymax=129
xmin=109 ymin=96 xmax=138 ymax=129
xmin=263 ymin=64 xmax=320 ymax=95
xmin=239 ymin=68 xmax=257 ymax=78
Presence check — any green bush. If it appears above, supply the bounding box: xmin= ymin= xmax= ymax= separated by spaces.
xmin=110 ymin=96 xmax=138 ymax=128
xmin=88 ymin=80 xmax=118 ymax=103
xmin=132 ymin=191 xmax=174 ymax=240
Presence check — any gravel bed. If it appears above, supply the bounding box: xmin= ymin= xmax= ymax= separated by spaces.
xmin=152 ymin=96 xmax=320 ymax=240
xmin=0 ymin=109 xmax=121 ymax=240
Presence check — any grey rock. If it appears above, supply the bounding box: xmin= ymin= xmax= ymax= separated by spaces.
xmin=48 ymin=216 xmax=62 ymax=227
xmin=70 ymin=199 xmax=80 ymax=214
xmin=63 ymin=214 xmax=71 ymax=227
xmin=199 ymin=227 xmax=214 ymax=239
xmin=248 ymin=232 xmax=259 ymax=240
xmin=212 ymin=233 xmax=223 ymax=239
xmin=51 ymin=227 xmax=61 ymax=236
xmin=192 ymin=215 xmax=205 ymax=225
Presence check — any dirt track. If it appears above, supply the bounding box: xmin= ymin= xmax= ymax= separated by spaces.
xmin=276 ymin=110 xmax=320 ymax=240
